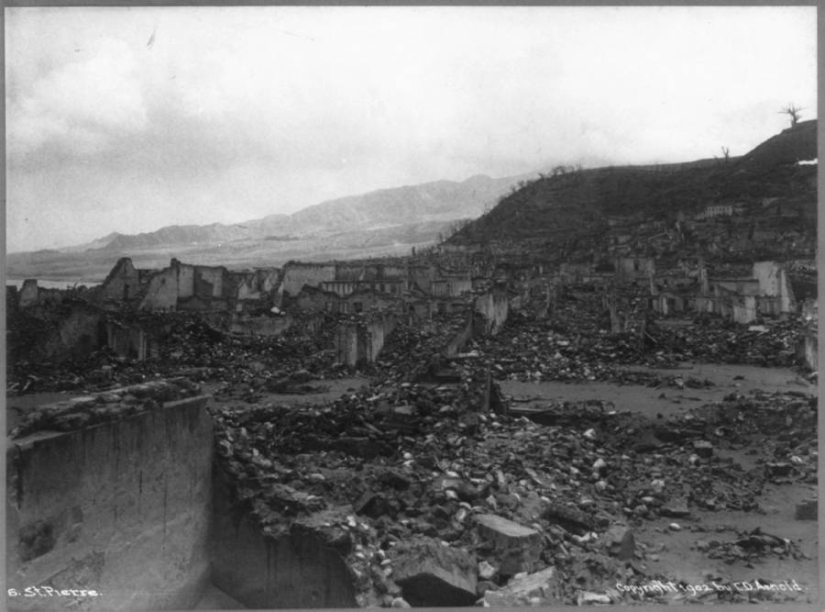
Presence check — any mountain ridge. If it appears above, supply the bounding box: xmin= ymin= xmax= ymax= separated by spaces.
xmin=36 ymin=172 xmax=538 ymax=256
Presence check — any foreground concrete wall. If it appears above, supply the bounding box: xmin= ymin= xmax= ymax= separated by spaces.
xmin=6 ymin=397 xmax=213 ymax=611
xmin=211 ymin=469 xmax=357 ymax=609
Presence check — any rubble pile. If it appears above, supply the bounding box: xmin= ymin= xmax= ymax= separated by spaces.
xmin=687 ymin=390 xmax=818 ymax=485
xmin=443 ymin=298 xmax=812 ymax=386
xmin=653 ymin=314 xmax=809 ymax=367
xmin=7 ymin=312 xmax=348 ymax=396
xmin=372 ymin=315 xmax=472 ymax=382
xmin=702 ymin=528 xmax=804 ymax=564
xmin=210 ymin=380 xmax=815 ymax=606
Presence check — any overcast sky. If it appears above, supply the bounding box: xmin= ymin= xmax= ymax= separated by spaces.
xmin=5 ymin=6 xmax=817 ymax=252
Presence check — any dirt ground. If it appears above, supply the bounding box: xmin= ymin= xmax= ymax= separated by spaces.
xmin=501 ymin=363 xmax=815 ymax=419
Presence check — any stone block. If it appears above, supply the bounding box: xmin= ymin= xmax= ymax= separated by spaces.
xmin=481 ymin=567 xmax=562 ymax=606
xmin=392 ymin=537 xmax=478 ymax=607
xmin=692 ymin=440 xmax=713 ymax=458
xmin=661 ymin=496 xmax=690 ymax=517
xmin=602 ymin=524 xmax=636 ymax=560
xmin=475 ymin=513 xmax=542 ymax=575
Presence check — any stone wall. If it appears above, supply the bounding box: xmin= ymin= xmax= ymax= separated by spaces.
xmin=334 ymin=316 xmax=397 ymax=366
xmin=230 ymin=314 xmax=294 ymax=337
xmin=40 ymin=305 xmax=103 ymax=362
xmin=6 ymin=396 xmax=213 ymax=611
xmin=444 ymin=313 xmax=474 ymax=357
xmin=210 ymin=468 xmax=358 ymax=609
xmin=139 ymin=268 xmax=179 ymax=311
xmin=475 ymin=290 xmax=509 ymax=335
xmin=196 ymin=266 xmax=226 ymax=298
xmin=98 ymin=258 xmax=140 ymax=304
xmin=796 ymin=330 xmax=818 ymax=372
xmin=753 ymin=261 xmax=794 ymax=312
xmin=104 ymin=320 xmax=153 ymax=361
xmin=176 ymin=262 xmax=196 ymax=299
xmin=278 ymin=263 xmax=336 ymax=299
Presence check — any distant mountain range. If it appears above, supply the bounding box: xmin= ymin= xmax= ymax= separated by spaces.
xmin=48 ymin=173 xmax=536 ymax=255
xmin=6 ymin=170 xmax=542 ymax=281
xmin=11 ymin=121 xmax=815 ymax=283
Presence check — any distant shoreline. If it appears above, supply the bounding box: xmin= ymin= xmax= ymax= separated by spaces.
xmin=6 ymin=279 xmax=102 ymax=289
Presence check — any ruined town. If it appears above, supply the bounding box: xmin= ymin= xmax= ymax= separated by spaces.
xmin=5 ymin=114 xmax=818 ymax=610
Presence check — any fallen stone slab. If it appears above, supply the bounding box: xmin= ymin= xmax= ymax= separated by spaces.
xmin=391 ymin=537 xmax=478 ymax=607
xmin=354 ymin=491 xmax=389 ymax=519
xmin=481 ymin=566 xmax=562 ymax=607
xmin=661 ymin=497 xmax=691 ymax=518
xmin=543 ymin=502 xmax=595 ymax=534
xmin=265 ymin=483 xmax=326 ymax=516
xmin=475 ymin=513 xmax=543 ymax=575
xmin=602 ymin=524 xmax=636 ymax=560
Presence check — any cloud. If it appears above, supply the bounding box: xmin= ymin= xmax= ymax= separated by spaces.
xmin=7 ymin=37 xmax=148 ymax=163
xmin=4 ymin=6 xmax=818 ymax=253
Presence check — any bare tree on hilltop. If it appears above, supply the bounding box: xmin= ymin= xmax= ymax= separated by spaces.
xmin=779 ymin=103 xmax=803 ymax=128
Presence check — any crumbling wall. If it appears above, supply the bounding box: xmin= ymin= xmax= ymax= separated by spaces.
xmin=279 ymin=263 xmax=336 ymax=298
xmin=408 ymin=264 xmax=437 ymax=293
xmin=334 ymin=316 xmax=396 ymax=366
xmin=475 ymin=290 xmax=509 ymax=335
xmin=176 ymin=262 xmax=196 ymax=299
xmin=6 ymin=396 xmax=213 ymax=611
xmin=753 ymin=261 xmax=794 ymax=312
xmin=796 ymin=330 xmax=818 ymax=371
xmin=294 ymin=286 xmax=337 ymax=313
xmin=19 ymin=280 xmax=40 ymax=308
xmin=98 ymin=258 xmax=141 ymax=303
xmin=235 ymin=268 xmax=280 ymax=301
xmin=366 ymin=316 xmax=397 ymax=362
xmin=230 ymin=314 xmax=294 ymax=337
xmin=334 ymin=262 xmax=365 ymax=282
xmin=40 ymin=305 xmax=102 ymax=361
xmin=335 ymin=323 xmax=360 ymax=366
xmin=140 ymin=268 xmax=178 ymax=311
xmin=210 ymin=469 xmax=357 ymax=609
xmin=444 ymin=312 xmax=473 ymax=357
xmin=196 ymin=266 xmax=226 ymax=298
xmin=732 ymin=295 xmax=757 ymax=324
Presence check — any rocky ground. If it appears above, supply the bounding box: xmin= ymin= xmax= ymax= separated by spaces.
xmin=7 ymin=292 xmax=819 ymax=608
xmin=204 ymin=375 xmax=817 ymax=607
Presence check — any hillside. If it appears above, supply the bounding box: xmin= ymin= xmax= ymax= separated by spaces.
xmin=6 ymin=172 xmax=536 ymax=281
xmin=45 ymin=173 xmax=531 ymax=255
xmin=449 ymin=120 xmax=817 ymax=261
